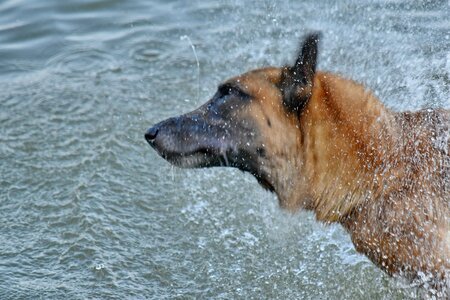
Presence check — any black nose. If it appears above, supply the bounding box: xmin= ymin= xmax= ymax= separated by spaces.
xmin=145 ymin=126 xmax=159 ymax=142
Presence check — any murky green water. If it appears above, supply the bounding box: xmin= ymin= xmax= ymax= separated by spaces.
xmin=1 ymin=0 xmax=449 ymax=298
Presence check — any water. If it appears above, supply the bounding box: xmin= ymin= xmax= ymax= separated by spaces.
xmin=0 ymin=0 xmax=448 ymax=298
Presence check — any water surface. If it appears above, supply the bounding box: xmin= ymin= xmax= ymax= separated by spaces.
xmin=0 ymin=0 xmax=449 ymax=298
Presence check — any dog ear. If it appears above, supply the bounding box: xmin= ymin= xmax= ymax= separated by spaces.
xmin=281 ymin=32 xmax=320 ymax=113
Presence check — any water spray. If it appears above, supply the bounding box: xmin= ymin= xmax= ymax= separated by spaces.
xmin=180 ymin=35 xmax=200 ymax=103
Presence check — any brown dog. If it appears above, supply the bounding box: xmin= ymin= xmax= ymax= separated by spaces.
xmin=145 ymin=33 xmax=450 ymax=292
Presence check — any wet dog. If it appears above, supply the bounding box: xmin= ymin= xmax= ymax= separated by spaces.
xmin=145 ymin=33 xmax=450 ymax=293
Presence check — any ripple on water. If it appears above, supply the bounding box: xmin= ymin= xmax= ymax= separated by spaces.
xmin=129 ymin=39 xmax=174 ymax=64
xmin=46 ymin=46 xmax=121 ymax=77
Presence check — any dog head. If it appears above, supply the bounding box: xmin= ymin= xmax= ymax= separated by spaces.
xmin=145 ymin=33 xmax=319 ymax=193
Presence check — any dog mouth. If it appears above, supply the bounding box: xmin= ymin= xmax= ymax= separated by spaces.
xmin=150 ymin=143 xmax=234 ymax=169
xmin=146 ymin=130 xmax=275 ymax=191
xmin=145 ymin=116 xmax=275 ymax=191
xmin=145 ymin=120 xmax=236 ymax=169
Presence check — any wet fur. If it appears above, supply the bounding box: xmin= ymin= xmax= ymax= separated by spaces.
xmin=146 ymin=34 xmax=450 ymax=293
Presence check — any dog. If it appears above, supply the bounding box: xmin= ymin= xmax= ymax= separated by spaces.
xmin=145 ymin=33 xmax=450 ymax=293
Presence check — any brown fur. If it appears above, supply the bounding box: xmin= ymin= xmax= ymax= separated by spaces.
xmin=226 ymin=68 xmax=450 ymax=282
xmin=146 ymin=35 xmax=450 ymax=292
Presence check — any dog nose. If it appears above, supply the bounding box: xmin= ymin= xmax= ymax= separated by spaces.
xmin=145 ymin=126 xmax=159 ymax=142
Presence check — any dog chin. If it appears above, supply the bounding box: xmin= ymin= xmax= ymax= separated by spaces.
xmin=162 ymin=149 xmax=232 ymax=169
xmin=167 ymin=153 xmax=215 ymax=168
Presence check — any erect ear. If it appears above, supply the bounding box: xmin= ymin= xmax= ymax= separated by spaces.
xmin=281 ymin=32 xmax=320 ymax=113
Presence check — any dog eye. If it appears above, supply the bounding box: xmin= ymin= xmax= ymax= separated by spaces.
xmin=217 ymin=84 xmax=248 ymax=99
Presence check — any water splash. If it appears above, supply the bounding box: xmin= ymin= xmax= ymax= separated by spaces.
xmin=181 ymin=35 xmax=201 ymax=103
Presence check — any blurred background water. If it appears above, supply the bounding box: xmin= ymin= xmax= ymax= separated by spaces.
xmin=0 ymin=0 xmax=449 ymax=298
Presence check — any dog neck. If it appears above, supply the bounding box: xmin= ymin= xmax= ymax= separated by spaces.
xmin=286 ymin=72 xmax=398 ymax=222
